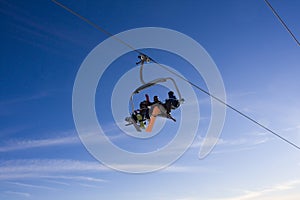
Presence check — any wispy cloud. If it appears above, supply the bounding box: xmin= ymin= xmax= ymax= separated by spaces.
xmin=0 ymin=159 xmax=108 ymax=181
xmin=190 ymin=130 xmax=273 ymax=156
xmin=7 ymin=181 xmax=56 ymax=191
xmin=0 ymin=134 xmax=80 ymax=152
xmin=0 ymin=0 xmax=90 ymax=55
xmin=213 ymin=179 xmax=300 ymax=200
xmin=0 ymin=91 xmax=51 ymax=106
xmin=0 ymin=158 xmax=208 ymax=184
xmin=44 ymin=179 xmax=70 ymax=186
xmin=0 ymin=159 xmax=108 ymax=192
xmin=0 ymin=125 xmax=132 ymax=153
xmin=0 ymin=126 xmax=29 ymax=138
xmin=162 ymin=164 xmax=215 ymax=174
xmin=211 ymin=90 xmax=257 ymax=115
xmin=77 ymin=183 xmax=103 ymax=189
xmin=192 ymin=135 xmax=269 ymax=149
xmin=42 ymin=175 xmax=107 ymax=183
xmin=282 ymin=124 xmax=300 ymax=137
xmin=4 ymin=191 xmax=31 ymax=198
xmin=0 ymin=91 xmax=53 ymax=116
xmin=227 ymin=91 xmax=256 ymax=101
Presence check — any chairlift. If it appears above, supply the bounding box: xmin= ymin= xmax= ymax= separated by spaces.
xmin=125 ymin=54 xmax=184 ymax=132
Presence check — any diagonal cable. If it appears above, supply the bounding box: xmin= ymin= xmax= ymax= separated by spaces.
xmin=264 ymin=0 xmax=300 ymax=46
xmin=52 ymin=0 xmax=300 ymax=150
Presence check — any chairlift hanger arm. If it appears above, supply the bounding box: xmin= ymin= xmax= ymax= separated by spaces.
xmin=137 ymin=57 xmax=183 ymax=101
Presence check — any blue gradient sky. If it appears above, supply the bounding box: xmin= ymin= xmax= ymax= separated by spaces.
xmin=1 ymin=0 xmax=300 ymax=199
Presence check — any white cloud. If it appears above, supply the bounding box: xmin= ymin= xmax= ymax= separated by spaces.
xmin=0 ymin=159 xmax=108 ymax=194
xmin=77 ymin=183 xmax=103 ymax=189
xmin=4 ymin=191 xmax=31 ymax=198
xmin=43 ymin=175 xmax=107 ymax=183
xmin=0 ymin=159 xmax=108 ymax=181
xmin=0 ymin=134 xmax=80 ymax=152
xmin=7 ymin=181 xmax=56 ymax=191
xmin=0 ymin=158 xmax=211 ymax=184
xmin=0 ymin=126 xmax=29 ymax=138
xmin=0 ymin=90 xmax=54 ymax=106
xmin=44 ymin=179 xmax=70 ymax=186
xmin=192 ymin=133 xmax=270 ymax=150
xmin=212 ymin=179 xmax=300 ymax=200
xmin=227 ymin=91 xmax=256 ymax=99
xmin=0 ymin=159 xmax=108 ymax=197
xmin=189 ymin=131 xmax=273 ymax=156
xmin=282 ymin=125 xmax=300 ymax=132
xmin=162 ymin=165 xmax=214 ymax=173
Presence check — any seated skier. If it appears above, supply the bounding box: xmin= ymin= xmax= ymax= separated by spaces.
xmin=164 ymin=91 xmax=180 ymax=114
xmin=149 ymin=95 xmax=162 ymax=106
xmin=131 ymin=95 xmax=151 ymax=128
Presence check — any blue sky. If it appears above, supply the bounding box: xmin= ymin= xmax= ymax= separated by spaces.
xmin=1 ymin=0 xmax=300 ymax=199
